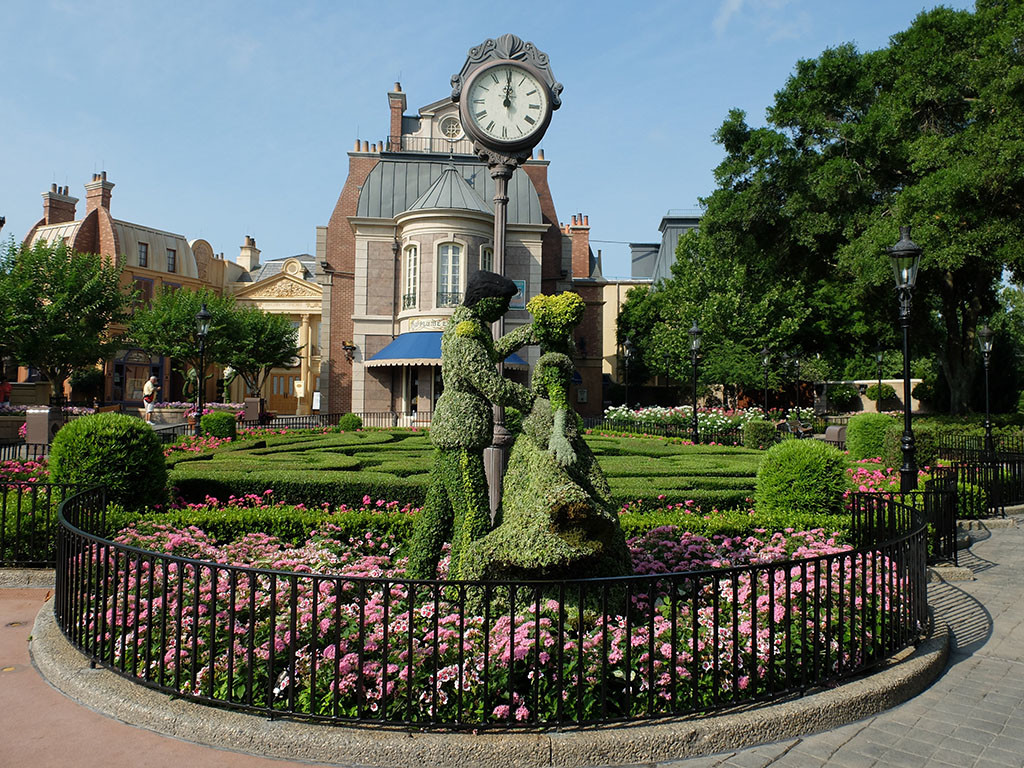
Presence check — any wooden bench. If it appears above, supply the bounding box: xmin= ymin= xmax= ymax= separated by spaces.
xmin=95 ymin=404 xmax=121 ymax=414
xmin=777 ymin=418 xmax=814 ymax=439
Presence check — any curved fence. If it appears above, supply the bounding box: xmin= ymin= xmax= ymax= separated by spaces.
xmin=54 ymin=486 xmax=928 ymax=729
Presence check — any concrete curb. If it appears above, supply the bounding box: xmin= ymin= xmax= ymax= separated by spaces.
xmin=30 ymin=602 xmax=951 ymax=768
xmin=0 ymin=568 xmax=56 ymax=588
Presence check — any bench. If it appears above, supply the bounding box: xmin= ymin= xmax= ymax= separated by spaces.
xmin=777 ymin=418 xmax=814 ymax=439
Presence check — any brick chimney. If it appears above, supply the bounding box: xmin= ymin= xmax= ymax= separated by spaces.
xmin=238 ymin=235 xmax=261 ymax=272
xmin=84 ymin=171 xmax=114 ymax=215
xmin=41 ymin=183 xmax=79 ymax=225
xmin=388 ymin=82 xmax=406 ymax=150
xmin=570 ymin=213 xmax=591 ymax=280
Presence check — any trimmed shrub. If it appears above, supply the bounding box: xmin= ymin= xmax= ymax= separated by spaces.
xmin=882 ymin=421 xmax=940 ymax=470
xmin=957 ymin=481 xmax=989 ymax=520
xmin=754 ymin=439 xmax=848 ymax=517
xmin=49 ymin=413 xmax=167 ymax=510
xmin=335 ymin=413 xmax=363 ymax=431
xmin=914 ymin=380 xmax=936 ymax=406
xmin=743 ymin=420 xmax=778 ymax=450
xmin=864 ymin=383 xmax=897 ymax=403
xmin=619 ymin=507 xmax=851 ymax=541
xmin=827 ymin=383 xmax=861 ymax=412
xmin=200 ymin=410 xmax=237 ymax=439
xmin=846 ymin=413 xmax=897 ymax=460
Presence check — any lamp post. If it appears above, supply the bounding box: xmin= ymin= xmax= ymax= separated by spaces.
xmin=876 ymin=346 xmax=884 ymax=412
xmin=888 ymin=226 xmax=923 ymax=493
xmin=623 ymin=338 xmax=634 ymax=410
xmin=978 ymin=324 xmax=995 ymax=455
xmin=760 ymin=347 xmax=771 ymax=419
xmin=689 ymin=321 xmax=702 ymax=443
xmin=794 ymin=356 xmax=801 ymax=416
xmin=194 ymin=303 xmax=212 ymax=438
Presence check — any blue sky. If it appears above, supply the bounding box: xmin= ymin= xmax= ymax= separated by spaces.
xmin=1 ymin=0 xmax=973 ymax=278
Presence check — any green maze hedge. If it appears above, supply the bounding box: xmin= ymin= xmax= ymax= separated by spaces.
xmin=169 ymin=431 xmax=763 ymax=512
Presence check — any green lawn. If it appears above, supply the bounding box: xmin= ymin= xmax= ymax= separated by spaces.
xmin=168 ymin=430 xmax=762 ymax=510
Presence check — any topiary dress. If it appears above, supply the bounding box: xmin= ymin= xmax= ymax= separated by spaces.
xmin=463 ymin=350 xmax=631 ymax=581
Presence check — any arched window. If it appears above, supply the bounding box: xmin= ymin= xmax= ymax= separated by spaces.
xmin=437 ymin=243 xmax=462 ymax=307
xmin=403 ymin=245 xmax=418 ymax=309
xmin=481 ymin=245 xmax=494 ymax=273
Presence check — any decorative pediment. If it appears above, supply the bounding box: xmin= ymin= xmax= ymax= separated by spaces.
xmin=235 ymin=273 xmax=322 ymax=301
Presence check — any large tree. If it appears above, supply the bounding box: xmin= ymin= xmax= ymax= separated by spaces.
xmin=627 ymin=1 xmax=1024 ymax=414
xmin=224 ymin=306 xmax=301 ymax=398
xmin=0 ymin=238 xmax=132 ymax=403
xmin=127 ymin=287 xmax=238 ymax=384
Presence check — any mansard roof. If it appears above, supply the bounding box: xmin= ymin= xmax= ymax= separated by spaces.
xmin=406 ymin=164 xmax=492 ymax=215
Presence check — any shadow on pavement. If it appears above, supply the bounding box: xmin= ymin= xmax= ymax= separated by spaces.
xmin=928 ymin=580 xmax=993 ymax=661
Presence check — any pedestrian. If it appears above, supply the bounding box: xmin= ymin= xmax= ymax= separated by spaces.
xmin=0 ymin=375 xmax=11 ymax=407
xmin=143 ymin=375 xmax=160 ymax=423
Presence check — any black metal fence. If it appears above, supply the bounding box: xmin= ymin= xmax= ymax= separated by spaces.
xmin=0 ymin=440 xmax=50 ymax=462
xmin=937 ymin=433 xmax=1024 ymax=458
xmin=55 ymin=486 xmax=928 ymax=729
xmin=1 ymin=482 xmax=81 ymax=567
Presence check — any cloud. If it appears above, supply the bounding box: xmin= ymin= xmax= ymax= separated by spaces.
xmin=714 ymin=0 xmax=745 ymax=36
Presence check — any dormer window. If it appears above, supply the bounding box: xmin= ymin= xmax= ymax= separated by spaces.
xmin=166 ymin=248 xmax=177 ymax=273
xmin=138 ymin=242 xmax=148 ymax=268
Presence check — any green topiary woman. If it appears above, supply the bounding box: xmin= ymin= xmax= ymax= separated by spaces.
xmin=405 ymin=271 xmax=535 ymax=580
xmin=462 ymin=292 xmax=631 ymax=581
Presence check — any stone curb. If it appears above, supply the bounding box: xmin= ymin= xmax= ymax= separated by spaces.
xmin=0 ymin=568 xmax=56 ymax=588
xmin=30 ymin=601 xmax=950 ymax=768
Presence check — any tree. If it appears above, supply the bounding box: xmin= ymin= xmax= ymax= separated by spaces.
xmin=0 ymin=238 xmax=132 ymax=405
xmin=127 ymin=287 xmax=237 ymax=385
xmin=632 ymin=1 xmax=1024 ymax=414
xmin=224 ymin=306 xmax=300 ymax=398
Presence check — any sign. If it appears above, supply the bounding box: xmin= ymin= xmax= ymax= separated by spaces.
xmin=312 ymin=391 xmax=321 ymax=411
xmin=510 ymin=280 xmax=527 ymax=310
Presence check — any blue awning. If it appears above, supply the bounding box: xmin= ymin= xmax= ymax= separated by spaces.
xmin=364 ymin=331 xmax=528 ymax=368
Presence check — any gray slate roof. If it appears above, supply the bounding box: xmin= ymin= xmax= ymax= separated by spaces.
xmin=357 ymin=159 xmax=543 ymax=224
xmin=246 ymin=254 xmax=316 ymax=283
xmin=407 ymin=164 xmax=492 ymax=215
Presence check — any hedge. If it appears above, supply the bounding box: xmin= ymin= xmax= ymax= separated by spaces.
xmin=755 ymin=439 xmax=848 ymax=517
xmin=846 ymin=413 xmax=897 ymax=460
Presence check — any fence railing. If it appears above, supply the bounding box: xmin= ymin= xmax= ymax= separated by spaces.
xmin=0 ymin=440 xmax=50 ymax=462
xmin=54 ymin=486 xmax=928 ymax=729
xmin=1 ymin=482 xmax=81 ymax=567
xmin=937 ymin=433 xmax=1024 ymax=458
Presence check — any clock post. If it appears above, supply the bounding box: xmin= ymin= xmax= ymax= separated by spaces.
xmin=452 ymin=34 xmax=562 ymax=515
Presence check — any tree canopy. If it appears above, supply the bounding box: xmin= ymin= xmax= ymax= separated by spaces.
xmin=224 ymin=306 xmax=300 ymax=397
xmin=621 ymin=0 xmax=1024 ymax=414
xmin=0 ymin=238 xmax=132 ymax=401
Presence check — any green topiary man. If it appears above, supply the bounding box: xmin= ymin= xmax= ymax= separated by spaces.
xmin=406 ymin=271 xmax=535 ymax=580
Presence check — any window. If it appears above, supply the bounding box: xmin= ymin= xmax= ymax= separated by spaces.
xmin=132 ymin=277 xmax=154 ymax=306
xmin=166 ymin=248 xmax=177 ymax=273
xmin=403 ymin=245 xmax=418 ymax=309
xmin=138 ymin=242 xmax=148 ymax=268
xmin=481 ymin=246 xmax=493 ymax=272
xmin=437 ymin=243 xmax=461 ymax=307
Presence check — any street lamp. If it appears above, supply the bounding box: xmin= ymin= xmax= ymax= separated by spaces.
xmin=622 ymin=338 xmax=634 ymax=410
xmin=978 ymin=324 xmax=995 ymax=454
xmin=794 ymin=356 xmax=801 ymax=415
xmin=888 ymin=226 xmax=922 ymax=493
xmin=760 ymin=347 xmax=771 ymax=419
xmin=195 ymin=303 xmax=212 ymax=438
xmin=689 ymin=321 xmax=702 ymax=443
xmin=876 ymin=346 xmax=885 ymax=412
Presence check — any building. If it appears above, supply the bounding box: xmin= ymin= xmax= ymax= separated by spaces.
xmin=649 ymin=210 xmax=700 ymax=283
xmin=318 ymin=83 xmax=607 ymax=417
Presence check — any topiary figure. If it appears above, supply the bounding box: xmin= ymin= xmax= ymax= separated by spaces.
xmin=846 ymin=412 xmax=897 ymax=460
xmin=49 ymin=412 xmax=168 ymax=510
xmin=405 ymin=271 xmax=535 ymax=580
xmin=754 ymin=439 xmax=848 ymax=518
xmin=335 ymin=413 xmax=363 ymax=432
xmin=463 ymin=292 xmax=631 ymax=581
xmin=200 ymin=410 xmax=237 ymax=439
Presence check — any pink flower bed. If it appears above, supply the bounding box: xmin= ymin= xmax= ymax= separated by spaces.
xmin=66 ymin=511 xmax=912 ymax=725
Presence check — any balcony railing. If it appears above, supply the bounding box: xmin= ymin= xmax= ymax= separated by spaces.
xmin=387 ymin=135 xmax=476 ymax=155
xmin=402 ymin=292 xmax=417 ymax=310
xmin=436 ymin=291 xmax=462 ymax=308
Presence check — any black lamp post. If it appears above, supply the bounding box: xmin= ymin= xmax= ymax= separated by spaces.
xmin=876 ymin=346 xmax=885 ymax=412
xmin=888 ymin=226 xmax=922 ymax=493
xmin=194 ymin=303 xmax=212 ymax=438
xmin=622 ymin=338 xmax=634 ymax=410
xmin=689 ymin=321 xmax=702 ymax=443
xmin=794 ymin=356 xmax=801 ymax=415
xmin=760 ymin=347 xmax=771 ymax=419
xmin=978 ymin=323 xmax=995 ymax=455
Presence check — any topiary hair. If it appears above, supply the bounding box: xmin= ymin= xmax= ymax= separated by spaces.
xmin=464 ymin=270 xmax=518 ymax=307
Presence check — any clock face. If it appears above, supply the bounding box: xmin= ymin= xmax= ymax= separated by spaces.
xmin=464 ymin=62 xmax=550 ymax=147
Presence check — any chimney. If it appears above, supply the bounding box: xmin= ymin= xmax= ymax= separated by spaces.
xmin=388 ymin=82 xmax=406 ymax=148
xmin=41 ymin=183 xmax=79 ymax=225
xmin=570 ymin=212 xmax=591 ymax=280
xmin=238 ymin=235 xmax=261 ymax=272
xmin=84 ymin=171 xmax=114 ymax=215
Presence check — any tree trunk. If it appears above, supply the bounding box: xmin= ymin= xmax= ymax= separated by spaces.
xmin=938 ymin=275 xmax=982 ymax=416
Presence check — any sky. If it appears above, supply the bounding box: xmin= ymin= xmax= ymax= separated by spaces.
xmin=0 ymin=0 xmax=974 ymax=279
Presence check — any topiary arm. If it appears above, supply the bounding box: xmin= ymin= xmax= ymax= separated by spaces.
xmin=453 ymin=331 xmax=534 ymax=412
xmin=493 ymin=322 xmax=536 ymax=361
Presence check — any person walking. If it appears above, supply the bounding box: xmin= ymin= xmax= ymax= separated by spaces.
xmin=142 ymin=376 xmax=160 ymax=423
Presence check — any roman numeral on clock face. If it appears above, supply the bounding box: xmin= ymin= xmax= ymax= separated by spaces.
xmin=524 ymin=115 xmax=536 ymax=125
xmin=476 ymin=110 xmax=487 ymax=118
